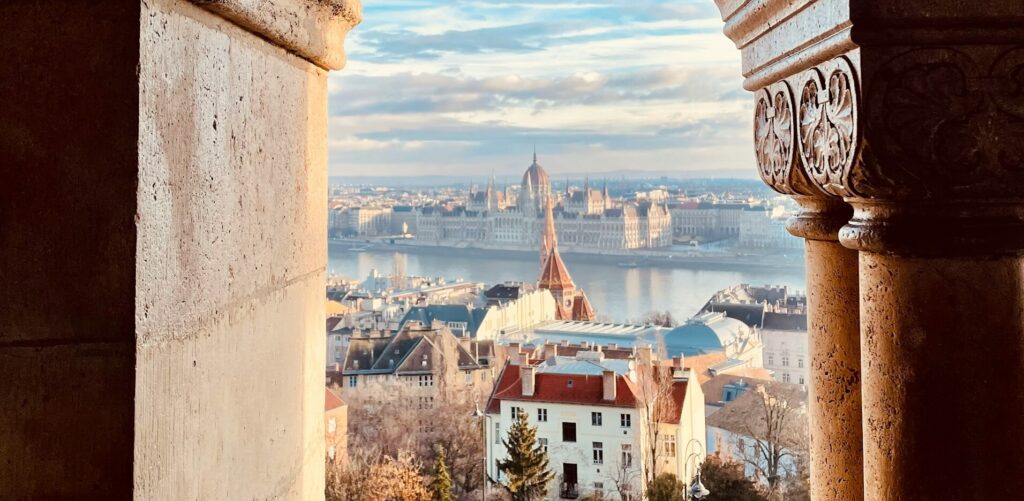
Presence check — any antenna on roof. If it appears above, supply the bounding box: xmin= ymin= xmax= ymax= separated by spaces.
xmin=533 ymin=144 xmax=537 ymax=164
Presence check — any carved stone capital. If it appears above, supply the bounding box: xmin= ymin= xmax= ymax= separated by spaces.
xmin=720 ymin=1 xmax=1024 ymax=256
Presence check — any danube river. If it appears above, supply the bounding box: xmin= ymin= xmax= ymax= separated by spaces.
xmin=329 ymin=244 xmax=806 ymax=324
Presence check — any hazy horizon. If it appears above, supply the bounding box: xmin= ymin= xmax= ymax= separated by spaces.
xmin=327 ymin=0 xmax=752 ymax=178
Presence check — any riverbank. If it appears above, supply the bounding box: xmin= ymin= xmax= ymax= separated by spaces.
xmin=328 ymin=238 xmax=805 ymax=272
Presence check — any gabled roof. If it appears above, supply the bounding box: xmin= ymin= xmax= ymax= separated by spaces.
xmin=399 ymin=304 xmax=487 ymax=337
xmin=325 ymin=388 xmax=346 ymax=411
xmin=571 ymin=293 xmax=596 ymax=321
xmin=342 ymin=323 xmax=484 ymax=376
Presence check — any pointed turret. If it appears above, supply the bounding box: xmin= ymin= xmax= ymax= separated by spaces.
xmin=603 ymin=178 xmax=610 ymax=210
xmin=540 ymin=195 xmax=558 ymax=268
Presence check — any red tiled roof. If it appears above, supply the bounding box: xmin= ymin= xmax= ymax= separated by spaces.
xmin=487 ymin=363 xmax=639 ymax=413
xmin=571 ymin=293 xmax=596 ymax=321
xmin=487 ymin=362 xmax=690 ymax=424
xmin=539 ymin=248 xmax=576 ymax=290
xmin=325 ymin=388 xmax=345 ymax=411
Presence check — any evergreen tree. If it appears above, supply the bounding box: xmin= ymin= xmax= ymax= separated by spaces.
xmin=646 ymin=473 xmax=686 ymax=501
xmin=429 ymin=445 xmax=455 ymax=501
xmin=496 ymin=411 xmax=554 ymax=501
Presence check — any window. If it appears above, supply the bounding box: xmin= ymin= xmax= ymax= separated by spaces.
xmin=664 ymin=435 xmax=676 ymax=457
xmin=593 ymin=482 xmax=604 ymax=497
xmin=538 ymin=408 xmax=548 ymax=422
xmin=620 ymin=414 xmax=631 ymax=428
xmin=511 ymin=406 xmax=524 ymax=419
xmin=494 ymin=422 xmax=500 ymax=444
xmin=593 ymin=442 xmax=604 ymax=464
xmin=782 ymin=356 xmax=790 ymax=367
xmin=562 ymin=422 xmax=577 ymax=442
xmin=418 ymin=396 xmax=434 ymax=410
xmin=328 ymin=417 xmax=337 ymax=434
xmin=621 ymin=444 xmax=633 ymax=467
xmin=464 ymin=371 xmax=473 ymax=385
xmin=348 ymin=375 xmax=357 ymax=387
xmin=418 ymin=375 xmax=433 ymax=387
xmin=592 ymin=412 xmax=603 ymax=426
xmin=539 ymin=437 xmax=548 ymax=453
xmin=799 ymin=376 xmax=805 ymax=385
xmin=768 ymin=355 xmax=774 ymax=366
xmin=567 ymin=379 xmax=574 ymax=388
xmin=798 ymin=358 xmax=804 ymax=368
xmin=783 ymin=373 xmax=791 ymax=383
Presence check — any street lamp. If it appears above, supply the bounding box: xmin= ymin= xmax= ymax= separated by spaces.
xmin=472 ymin=403 xmax=486 ymax=501
xmin=683 ymin=438 xmax=710 ymax=500
xmin=688 ymin=470 xmax=710 ymax=499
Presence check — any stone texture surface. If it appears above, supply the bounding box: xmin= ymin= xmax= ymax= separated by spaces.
xmin=805 ymin=239 xmax=861 ymax=501
xmin=191 ymin=0 xmax=362 ymax=70
xmin=859 ymin=253 xmax=1024 ymax=500
xmin=0 ymin=2 xmax=140 ymax=497
xmin=135 ymin=0 xmax=328 ymax=498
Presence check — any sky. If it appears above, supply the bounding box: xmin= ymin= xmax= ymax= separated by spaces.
xmin=327 ymin=0 xmax=755 ymax=179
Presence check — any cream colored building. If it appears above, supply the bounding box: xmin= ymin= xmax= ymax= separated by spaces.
xmin=415 ymin=155 xmax=673 ymax=252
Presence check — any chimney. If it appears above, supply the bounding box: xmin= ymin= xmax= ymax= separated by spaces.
xmin=602 ymin=370 xmax=616 ymax=401
xmin=521 ymin=366 xmax=536 ymax=397
xmin=672 ymin=356 xmax=683 ymax=369
xmin=544 ymin=342 xmax=557 ymax=358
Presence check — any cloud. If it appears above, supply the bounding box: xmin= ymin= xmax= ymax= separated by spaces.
xmin=327 ymin=0 xmax=751 ymax=178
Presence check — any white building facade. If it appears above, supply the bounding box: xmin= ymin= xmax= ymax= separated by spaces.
xmin=485 ymin=352 xmax=705 ymax=500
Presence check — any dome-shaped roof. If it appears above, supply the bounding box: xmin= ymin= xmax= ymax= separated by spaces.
xmin=662 ymin=312 xmax=749 ymax=356
xmin=522 ymin=151 xmax=550 ymax=188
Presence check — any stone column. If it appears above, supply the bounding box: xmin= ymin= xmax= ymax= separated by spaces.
xmin=840 ymin=40 xmax=1024 ymax=498
xmin=0 ymin=0 xmax=359 ymax=498
xmin=715 ymin=0 xmax=1024 ymax=498
xmin=790 ymin=197 xmax=862 ymax=501
xmin=748 ymin=69 xmax=864 ymax=499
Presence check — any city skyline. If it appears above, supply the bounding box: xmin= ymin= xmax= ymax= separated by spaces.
xmin=328 ymin=0 xmax=754 ymax=178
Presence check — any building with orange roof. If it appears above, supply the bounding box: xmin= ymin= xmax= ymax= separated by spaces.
xmin=325 ymin=387 xmax=347 ymax=464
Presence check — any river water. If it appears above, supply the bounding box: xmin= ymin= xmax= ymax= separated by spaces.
xmin=328 ymin=246 xmax=806 ymax=324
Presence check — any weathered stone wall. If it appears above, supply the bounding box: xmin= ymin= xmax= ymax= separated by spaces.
xmin=0 ymin=2 xmax=141 ymax=497
xmin=2 ymin=0 xmax=356 ymax=497
xmin=134 ymin=0 xmax=327 ymax=498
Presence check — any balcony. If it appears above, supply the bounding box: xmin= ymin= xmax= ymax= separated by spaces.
xmin=560 ymin=482 xmax=579 ymax=499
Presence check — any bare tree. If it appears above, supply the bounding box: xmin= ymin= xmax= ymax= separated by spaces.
xmin=632 ymin=333 xmax=680 ymax=488
xmin=634 ymin=363 xmax=676 ymax=487
xmin=343 ymin=329 xmax=490 ymax=499
xmin=326 ymin=448 xmax=430 ymax=501
xmin=603 ymin=453 xmax=640 ymax=501
xmin=735 ymin=385 xmax=806 ymax=498
xmin=638 ymin=310 xmax=676 ymax=327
